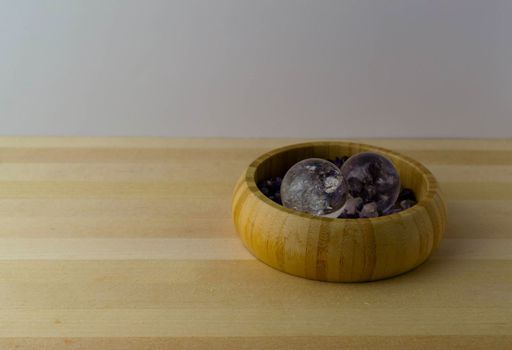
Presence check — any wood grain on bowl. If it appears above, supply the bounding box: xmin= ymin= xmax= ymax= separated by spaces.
xmin=232 ymin=141 xmax=447 ymax=282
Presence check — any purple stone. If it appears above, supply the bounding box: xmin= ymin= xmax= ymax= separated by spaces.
xmin=400 ymin=199 xmax=416 ymax=210
xmin=257 ymin=176 xmax=283 ymax=205
xmin=359 ymin=202 xmax=379 ymax=218
xmin=398 ymin=188 xmax=416 ymax=202
xmin=338 ymin=196 xmax=363 ymax=218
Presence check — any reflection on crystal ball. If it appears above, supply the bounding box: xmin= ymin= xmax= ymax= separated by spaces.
xmin=280 ymin=158 xmax=347 ymax=217
xmin=340 ymin=152 xmax=400 ymax=213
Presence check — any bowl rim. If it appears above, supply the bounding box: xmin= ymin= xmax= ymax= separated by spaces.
xmin=243 ymin=141 xmax=439 ymax=223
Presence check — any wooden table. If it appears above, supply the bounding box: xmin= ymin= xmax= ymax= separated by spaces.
xmin=0 ymin=138 xmax=510 ymax=349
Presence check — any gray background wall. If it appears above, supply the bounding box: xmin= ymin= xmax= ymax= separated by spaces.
xmin=0 ymin=0 xmax=510 ymax=137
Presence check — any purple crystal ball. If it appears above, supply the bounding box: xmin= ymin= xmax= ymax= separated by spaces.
xmin=340 ymin=152 xmax=400 ymax=213
xmin=280 ymin=158 xmax=347 ymax=217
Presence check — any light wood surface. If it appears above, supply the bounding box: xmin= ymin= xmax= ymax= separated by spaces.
xmin=232 ymin=141 xmax=447 ymax=282
xmin=0 ymin=137 xmax=510 ymax=349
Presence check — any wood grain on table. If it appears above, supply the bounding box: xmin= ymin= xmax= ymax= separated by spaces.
xmin=0 ymin=138 xmax=510 ymax=350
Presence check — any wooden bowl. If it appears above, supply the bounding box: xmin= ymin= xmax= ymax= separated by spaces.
xmin=231 ymin=141 xmax=447 ymax=282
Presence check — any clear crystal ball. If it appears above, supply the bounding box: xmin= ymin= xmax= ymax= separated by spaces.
xmin=280 ymin=158 xmax=347 ymax=217
xmin=340 ymin=152 xmax=400 ymax=213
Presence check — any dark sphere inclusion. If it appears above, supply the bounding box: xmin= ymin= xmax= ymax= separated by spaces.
xmin=340 ymin=152 xmax=400 ymax=213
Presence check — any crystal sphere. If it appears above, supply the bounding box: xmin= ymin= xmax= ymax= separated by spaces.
xmin=280 ymin=158 xmax=347 ymax=217
xmin=340 ymin=152 xmax=400 ymax=213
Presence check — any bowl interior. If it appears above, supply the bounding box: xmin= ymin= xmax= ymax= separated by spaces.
xmin=252 ymin=142 xmax=431 ymax=204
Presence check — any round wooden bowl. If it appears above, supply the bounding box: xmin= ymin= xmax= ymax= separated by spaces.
xmin=231 ymin=141 xmax=447 ymax=282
